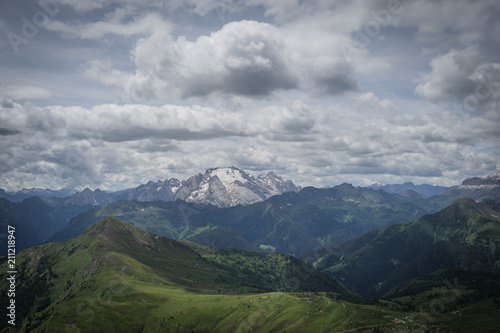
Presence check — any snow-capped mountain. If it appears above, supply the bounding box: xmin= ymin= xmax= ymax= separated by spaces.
xmin=175 ymin=167 xmax=300 ymax=207
xmin=110 ymin=166 xmax=300 ymax=207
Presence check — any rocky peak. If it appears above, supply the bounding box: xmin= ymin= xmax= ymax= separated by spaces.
xmin=462 ymin=172 xmax=500 ymax=186
xmin=66 ymin=187 xmax=114 ymax=206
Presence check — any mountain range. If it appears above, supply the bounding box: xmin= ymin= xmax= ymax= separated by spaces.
xmin=440 ymin=172 xmax=500 ymax=202
xmin=3 ymin=169 xmax=500 ymax=253
xmin=0 ymin=187 xmax=76 ymax=202
xmin=0 ymin=197 xmax=67 ymax=250
xmin=368 ymin=182 xmax=447 ymax=198
xmin=2 ymin=170 xmax=500 ymax=331
xmin=49 ymin=183 xmax=428 ymax=257
xmin=3 ymin=169 xmax=499 ymax=210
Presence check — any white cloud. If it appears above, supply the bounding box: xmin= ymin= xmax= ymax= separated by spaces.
xmin=45 ymin=12 xmax=170 ymax=39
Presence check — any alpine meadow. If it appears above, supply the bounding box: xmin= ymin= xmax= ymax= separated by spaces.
xmin=1 ymin=0 xmax=500 ymax=332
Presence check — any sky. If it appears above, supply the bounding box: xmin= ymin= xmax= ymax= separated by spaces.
xmin=0 ymin=0 xmax=499 ymax=192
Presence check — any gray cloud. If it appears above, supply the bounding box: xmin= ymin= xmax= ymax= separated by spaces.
xmin=0 ymin=128 xmax=20 ymax=136
xmin=415 ymin=46 xmax=488 ymax=102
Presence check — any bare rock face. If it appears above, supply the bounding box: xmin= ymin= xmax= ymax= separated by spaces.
xmin=122 ymin=178 xmax=181 ymax=202
xmin=462 ymin=172 xmax=500 ymax=186
xmin=65 ymin=188 xmax=115 ymax=206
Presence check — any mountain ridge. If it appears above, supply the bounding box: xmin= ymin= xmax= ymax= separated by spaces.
xmin=302 ymin=198 xmax=500 ymax=297
xmin=0 ymin=216 xmax=359 ymax=332
xmin=440 ymin=172 xmax=500 ymax=202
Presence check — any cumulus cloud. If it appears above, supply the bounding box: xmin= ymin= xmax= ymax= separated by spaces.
xmin=132 ymin=20 xmax=299 ymax=98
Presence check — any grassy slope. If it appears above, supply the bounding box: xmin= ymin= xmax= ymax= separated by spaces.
xmin=0 ymin=217 xmax=386 ymax=332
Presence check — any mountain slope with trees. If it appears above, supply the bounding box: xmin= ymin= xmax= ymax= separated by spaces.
xmin=302 ymin=198 xmax=500 ymax=298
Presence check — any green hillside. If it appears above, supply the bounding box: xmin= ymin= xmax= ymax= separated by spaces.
xmin=2 ymin=216 xmax=499 ymax=332
xmin=302 ymin=198 xmax=500 ymax=298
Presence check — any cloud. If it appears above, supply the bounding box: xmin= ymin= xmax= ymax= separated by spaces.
xmin=0 ymin=128 xmax=21 ymax=136
xmin=132 ymin=20 xmax=300 ymax=98
xmin=415 ymin=46 xmax=500 ymax=113
xmin=55 ymin=0 xmax=106 ymax=13
xmin=1 ymin=0 xmax=499 ymax=191
xmin=303 ymin=56 xmax=358 ymax=95
xmin=45 ymin=12 xmax=169 ymax=39
xmin=415 ymin=46 xmax=486 ymax=103
xmin=0 ymin=85 xmax=52 ymax=101
xmin=66 ymin=10 xmax=360 ymax=99
xmin=0 ymin=101 xmax=249 ymax=189
xmin=0 ymin=93 xmax=498 ymax=192
xmin=389 ymin=0 xmax=500 ymax=46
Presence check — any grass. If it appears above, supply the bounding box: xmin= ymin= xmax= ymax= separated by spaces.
xmin=25 ymin=286 xmax=422 ymax=333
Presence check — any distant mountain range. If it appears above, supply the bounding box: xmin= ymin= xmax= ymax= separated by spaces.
xmin=3 ymin=169 xmax=500 ymax=209
xmin=0 ymin=166 xmax=300 ymax=208
xmin=368 ymin=182 xmax=447 ymax=198
xmin=2 ymin=169 xmax=500 ymax=253
xmin=0 ymin=187 xmax=76 ymax=202
xmin=2 ymin=171 xmax=500 ymax=331
xmin=114 ymin=166 xmax=301 ymax=207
